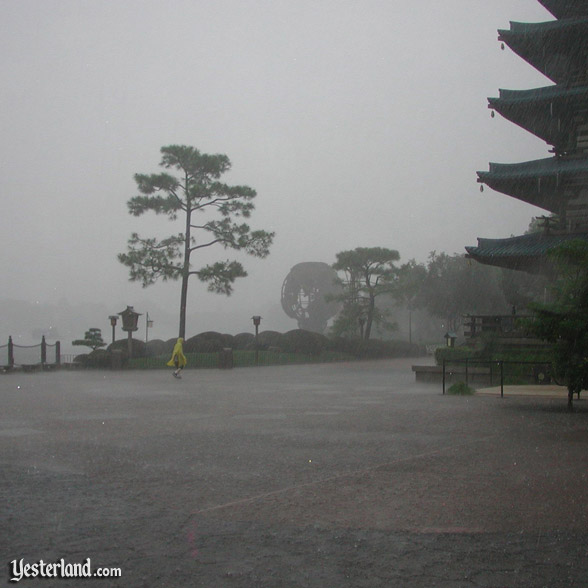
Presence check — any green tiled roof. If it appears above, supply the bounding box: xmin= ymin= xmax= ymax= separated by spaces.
xmin=477 ymin=157 xmax=588 ymax=212
xmin=538 ymin=0 xmax=588 ymax=19
xmin=498 ymin=19 xmax=588 ymax=83
xmin=488 ymin=85 xmax=588 ymax=150
xmin=501 ymin=19 xmax=588 ymax=35
xmin=481 ymin=157 xmax=588 ymax=179
xmin=466 ymin=233 xmax=588 ymax=271
xmin=467 ymin=4 xmax=588 ymax=275
xmin=490 ymin=84 xmax=588 ymax=104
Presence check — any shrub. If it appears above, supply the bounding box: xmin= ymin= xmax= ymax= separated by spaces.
xmin=280 ymin=329 xmax=328 ymax=356
xmin=447 ymin=381 xmax=476 ymax=395
xmin=196 ymin=331 xmax=223 ymax=340
xmin=184 ymin=335 xmax=224 ymax=353
xmin=107 ymin=338 xmax=147 ymax=358
xmin=145 ymin=339 xmax=167 ymax=357
xmin=255 ymin=330 xmax=283 ymax=350
xmin=194 ymin=331 xmax=233 ymax=347
xmin=233 ymin=332 xmax=254 ymax=349
xmin=75 ymin=349 xmax=113 ymax=368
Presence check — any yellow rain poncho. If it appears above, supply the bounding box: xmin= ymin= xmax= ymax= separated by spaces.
xmin=167 ymin=338 xmax=187 ymax=368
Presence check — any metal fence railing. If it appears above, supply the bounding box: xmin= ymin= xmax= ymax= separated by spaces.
xmin=442 ymin=358 xmax=554 ymax=397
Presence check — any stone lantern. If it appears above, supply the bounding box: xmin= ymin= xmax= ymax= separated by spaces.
xmin=118 ymin=306 xmax=142 ymax=357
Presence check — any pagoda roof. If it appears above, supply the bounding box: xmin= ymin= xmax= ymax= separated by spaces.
xmin=465 ymin=232 xmax=588 ymax=272
xmin=498 ymin=19 xmax=588 ymax=83
xmin=477 ymin=157 xmax=588 ymax=212
xmin=488 ymin=84 xmax=588 ymax=150
xmin=537 ymin=0 xmax=588 ymax=19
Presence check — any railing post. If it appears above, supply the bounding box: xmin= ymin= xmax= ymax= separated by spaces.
xmin=41 ymin=335 xmax=47 ymax=364
xmin=442 ymin=359 xmax=446 ymax=395
xmin=55 ymin=341 xmax=61 ymax=366
xmin=500 ymin=361 xmax=504 ymax=398
xmin=465 ymin=358 xmax=469 ymax=387
xmin=8 ymin=336 xmax=14 ymax=368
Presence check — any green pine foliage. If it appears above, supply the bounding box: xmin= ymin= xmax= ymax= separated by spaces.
xmin=118 ymin=145 xmax=274 ymax=338
xmin=72 ymin=328 xmax=106 ymax=351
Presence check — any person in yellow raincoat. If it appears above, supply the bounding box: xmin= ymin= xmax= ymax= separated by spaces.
xmin=167 ymin=338 xmax=187 ymax=378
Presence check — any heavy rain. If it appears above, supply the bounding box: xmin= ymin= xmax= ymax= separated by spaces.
xmin=2 ymin=0 xmax=588 ymax=586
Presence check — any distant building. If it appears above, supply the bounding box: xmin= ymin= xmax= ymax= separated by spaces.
xmin=466 ymin=0 xmax=588 ymax=273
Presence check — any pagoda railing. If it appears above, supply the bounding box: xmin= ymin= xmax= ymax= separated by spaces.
xmin=463 ymin=315 xmax=534 ymax=339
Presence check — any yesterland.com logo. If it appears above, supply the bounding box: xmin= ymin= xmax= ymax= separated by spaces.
xmin=8 ymin=558 xmax=122 ymax=582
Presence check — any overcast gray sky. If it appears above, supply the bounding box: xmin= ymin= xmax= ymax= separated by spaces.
xmin=1 ymin=0 xmax=554 ymax=346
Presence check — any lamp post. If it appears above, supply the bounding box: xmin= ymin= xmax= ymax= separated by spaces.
xmin=251 ymin=315 xmax=262 ymax=366
xmin=108 ymin=315 xmax=118 ymax=345
xmin=145 ymin=312 xmax=153 ymax=343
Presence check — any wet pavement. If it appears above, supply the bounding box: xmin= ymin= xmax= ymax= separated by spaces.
xmin=1 ymin=359 xmax=587 ymax=586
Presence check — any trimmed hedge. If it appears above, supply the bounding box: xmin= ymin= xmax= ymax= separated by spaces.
xmin=145 ymin=339 xmax=168 ymax=357
xmin=254 ymin=330 xmax=283 ymax=350
xmin=74 ymin=349 xmax=115 ymax=368
xmin=78 ymin=328 xmax=425 ymax=369
xmin=279 ymin=330 xmax=327 ymax=356
xmin=233 ymin=332 xmax=254 ymax=349
xmin=184 ymin=335 xmax=224 ymax=353
xmin=107 ymin=338 xmax=147 ymax=357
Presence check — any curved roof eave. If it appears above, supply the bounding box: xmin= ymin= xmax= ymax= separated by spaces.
xmin=477 ymin=157 xmax=588 ymax=212
xmin=487 ymin=85 xmax=588 ymax=147
xmin=465 ymin=233 xmax=588 ymax=273
xmin=498 ymin=19 xmax=588 ymax=83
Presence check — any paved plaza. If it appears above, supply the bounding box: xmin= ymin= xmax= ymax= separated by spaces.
xmin=1 ymin=359 xmax=587 ymax=587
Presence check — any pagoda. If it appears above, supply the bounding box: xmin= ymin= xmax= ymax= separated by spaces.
xmin=466 ymin=0 xmax=588 ymax=274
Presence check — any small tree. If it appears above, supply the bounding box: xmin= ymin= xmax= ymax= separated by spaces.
xmin=118 ymin=145 xmax=274 ymax=338
xmin=331 ymin=247 xmax=400 ymax=340
xmin=72 ymin=328 xmax=106 ymax=351
xmin=526 ymin=239 xmax=588 ymax=410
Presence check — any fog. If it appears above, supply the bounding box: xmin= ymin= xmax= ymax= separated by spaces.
xmin=0 ymin=0 xmax=553 ymax=351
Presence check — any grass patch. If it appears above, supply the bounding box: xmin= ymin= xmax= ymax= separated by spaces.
xmin=447 ymin=381 xmax=476 ymax=396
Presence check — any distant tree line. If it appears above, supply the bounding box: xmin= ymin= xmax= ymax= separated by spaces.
xmin=329 ymin=246 xmax=548 ymax=341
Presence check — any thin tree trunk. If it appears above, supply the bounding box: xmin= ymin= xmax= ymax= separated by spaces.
xmin=365 ymin=295 xmax=375 ymax=340
xmin=568 ymin=386 xmax=574 ymax=411
xmin=179 ymin=178 xmax=192 ymax=339
xmin=178 ymin=273 xmax=189 ymax=339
